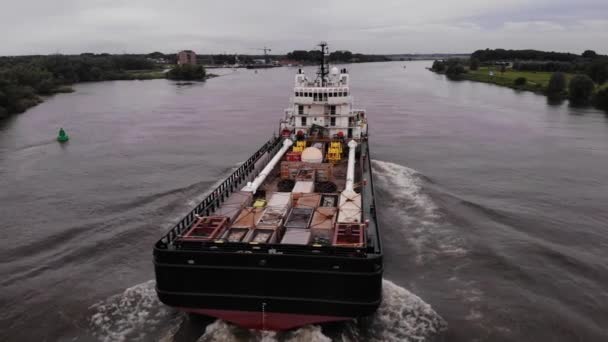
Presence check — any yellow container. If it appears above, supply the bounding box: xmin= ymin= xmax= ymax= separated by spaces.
xmin=253 ymin=199 xmax=267 ymax=208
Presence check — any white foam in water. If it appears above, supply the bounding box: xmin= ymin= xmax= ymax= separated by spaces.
xmin=371 ymin=160 xmax=469 ymax=264
xmin=371 ymin=160 xmax=439 ymax=226
xmin=360 ymin=279 xmax=447 ymax=342
xmin=88 ymin=280 xmax=181 ymax=342
xmin=89 ymin=279 xmax=444 ymax=342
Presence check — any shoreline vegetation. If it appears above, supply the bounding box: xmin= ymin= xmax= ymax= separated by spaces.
xmin=429 ymin=48 xmax=608 ymax=112
xmin=0 ymin=53 xmax=220 ymax=119
xmin=0 ymin=49 xmax=398 ymax=119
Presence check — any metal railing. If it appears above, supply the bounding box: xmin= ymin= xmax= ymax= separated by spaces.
xmin=157 ymin=136 xmax=283 ymax=248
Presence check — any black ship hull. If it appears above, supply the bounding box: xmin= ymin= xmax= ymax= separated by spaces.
xmin=154 ymin=248 xmax=382 ymax=329
xmin=154 ymin=136 xmax=383 ymax=330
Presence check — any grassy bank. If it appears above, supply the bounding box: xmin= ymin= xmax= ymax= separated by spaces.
xmin=123 ymin=69 xmax=167 ymax=80
xmin=463 ymin=67 xmax=572 ymax=93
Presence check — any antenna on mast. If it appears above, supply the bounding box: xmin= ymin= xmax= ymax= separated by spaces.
xmin=317 ymin=41 xmax=328 ymax=86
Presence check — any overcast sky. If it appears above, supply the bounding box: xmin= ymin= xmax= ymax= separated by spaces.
xmin=1 ymin=0 xmax=607 ymax=56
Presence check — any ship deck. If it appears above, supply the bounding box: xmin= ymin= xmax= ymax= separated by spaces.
xmin=156 ymin=135 xmax=377 ymax=254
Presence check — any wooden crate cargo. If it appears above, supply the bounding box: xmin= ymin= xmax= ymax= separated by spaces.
xmin=222 ymin=227 xmax=251 ymax=243
xmin=338 ymin=191 xmax=362 ymax=223
xmin=310 ymin=208 xmax=337 ymax=246
xmin=333 ymin=223 xmax=365 ymax=247
xmin=247 ymin=228 xmax=278 ymax=244
xmin=257 ymin=207 xmax=288 ymax=229
xmin=230 ymin=207 xmax=265 ymax=229
xmin=292 ymin=181 xmax=315 ymax=200
xmin=320 ymin=194 xmax=339 ymax=207
xmin=295 ymin=168 xmax=316 ymax=182
xmin=213 ymin=191 xmax=253 ymax=223
xmin=295 ymin=193 xmax=321 ymax=209
xmin=284 ymin=207 xmax=314 ymax=229
xmin=267 ymin=192 xmax=292 ymax=209
xmin=337 ymin=208 xmax=361 ymax=223
xmin=180 ymin=216 xmax=229 ymax=241
xmin=312 ymin=163 xmax=333 ymax=182
xmin=280 ymin=161 xmax=333 ymax=181
xmin=281 ymin=228 xmax=311 ymax=245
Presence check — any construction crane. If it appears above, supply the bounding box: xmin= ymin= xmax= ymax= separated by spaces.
xmin=250 ymin=47 xmax=272 ymax=64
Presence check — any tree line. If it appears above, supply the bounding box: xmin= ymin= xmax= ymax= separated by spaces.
xmin=431 ymin=50 xmax=608 ymax=111
xmin=285 ymin=50 xmax=390 ymax=63
xmin=471 ymin=49 xmax=583 ymax=62
xmin=0 ymin=54 xmax=167 ymax=118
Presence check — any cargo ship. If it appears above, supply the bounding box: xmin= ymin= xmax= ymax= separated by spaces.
xmin=154 ymin=42 xmax=382 ymax=331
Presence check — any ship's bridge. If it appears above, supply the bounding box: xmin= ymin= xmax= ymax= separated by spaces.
xmin=282 ymin=67 xmax=367 ymax=140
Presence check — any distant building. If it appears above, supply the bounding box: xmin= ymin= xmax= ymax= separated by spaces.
xmin=177 ymin=50 xmax=197 ymax=65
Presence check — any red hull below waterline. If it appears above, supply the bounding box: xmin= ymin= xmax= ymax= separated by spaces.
xmin=181 ymin=307 xmax=351 ymax=331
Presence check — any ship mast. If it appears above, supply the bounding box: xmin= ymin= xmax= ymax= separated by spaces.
xmin=317 ymin=41 xmax=328 ymax=86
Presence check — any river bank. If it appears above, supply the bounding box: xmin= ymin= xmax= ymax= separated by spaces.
xmin=0 ymin=70 xmax=218 ymax=120
xmin=429 ymin=66 xmax=608 ymax=112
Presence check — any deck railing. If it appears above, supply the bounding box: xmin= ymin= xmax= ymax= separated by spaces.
xmin=157 ymin=135 xmax=283 ymax=248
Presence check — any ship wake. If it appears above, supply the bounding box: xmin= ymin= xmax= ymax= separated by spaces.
xmin=371 ymin=160 xmax=468 ymax=263
xmin=88 ymin=280 xmax=445 ymax=342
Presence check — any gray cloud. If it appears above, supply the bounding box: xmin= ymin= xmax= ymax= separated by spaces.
xmin=1 ymin=0 xmax=607 ymax=55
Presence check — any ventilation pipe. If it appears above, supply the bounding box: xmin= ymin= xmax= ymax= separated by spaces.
xmin=242 ymin=139 xmax=293 ymax=194
xmin=344 ymin=140 xmax=358 ymax=193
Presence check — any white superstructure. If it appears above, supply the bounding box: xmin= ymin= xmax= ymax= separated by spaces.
xmin=280 ymin=43 xmax=367 ymax=140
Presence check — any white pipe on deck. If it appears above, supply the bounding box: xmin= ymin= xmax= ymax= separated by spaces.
xmin=344 ymin=140 xmax=358 ymax=193
xmin=242 ymin=139 xmax=293 ymax=194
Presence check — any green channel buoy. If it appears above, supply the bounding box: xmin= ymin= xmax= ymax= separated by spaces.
xmin=57 ymin=128 xmax=69 ymax=142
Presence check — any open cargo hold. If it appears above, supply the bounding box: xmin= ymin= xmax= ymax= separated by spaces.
xmin=248 ymin=228 xmax=278 ymax=244
xmin=257 ymin=207 xmax=288 ymax=229
xmin=281 ymin=228 xmax=311 ymax=245
xmin=338 ymin=191 xmax=362 ymax=223
xmin=320 ymin=194 xmax=339 ymax=207
xmin=230 ymin=207 xmax=265 ymax=229
xmin=284 ymin=207 xmax=314 ymax=229
xmin=333 ymin=223 xmax=365 ymax=247
xmin=213 ymin=191 xmax=253 ymax=223
xmin=180 ymin=216 xmax=229 ymax=241
xmin=295 ymin=193 xmax=321 ymax=209
xmin=310 ymin=207 xmax=337 ymax=246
